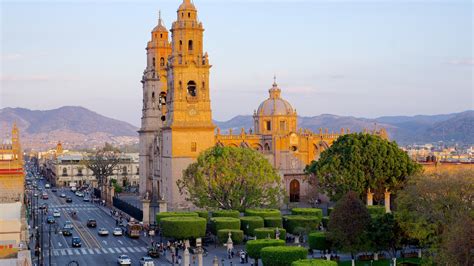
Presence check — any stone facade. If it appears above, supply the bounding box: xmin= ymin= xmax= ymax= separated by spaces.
xmin=139 ymin=0 xmax=388 ymax=222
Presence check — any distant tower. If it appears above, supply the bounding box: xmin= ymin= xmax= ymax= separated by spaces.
xmin=11 ymin=123 xmax=21 ymax=162
xmin=56 ymin=141 xmax=64 ymax=154
xmin=160 ymin=0 xmax=215 ymax=209
xmin=139 ymin=11 xmax=172 ymax=199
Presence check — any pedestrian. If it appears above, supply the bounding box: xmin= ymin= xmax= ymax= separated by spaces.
xmin=116 ymin=220 xmax=119 ymax=226
xmin=245 ymin=252 xmax=249 ymax=263
xmin=144 ymin=231 xmax=147 ymax=237
xmin=177 ymin=255 xmax=182 ymax=265
xmin=171 ymin=253 xmax=175 ymax=264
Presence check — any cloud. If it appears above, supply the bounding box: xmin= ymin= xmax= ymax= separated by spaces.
xmin=2 ymin=53 xmax=24 ymax=61
xmin=446 ymin=58 xmax=474 ymax=66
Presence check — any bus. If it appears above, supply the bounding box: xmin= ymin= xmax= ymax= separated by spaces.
xmin=126 ymin=222 xmax=142 ymax=238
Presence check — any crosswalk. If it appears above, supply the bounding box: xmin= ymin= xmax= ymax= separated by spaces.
xmin=51 ymin=246 xmax=148 ymax=257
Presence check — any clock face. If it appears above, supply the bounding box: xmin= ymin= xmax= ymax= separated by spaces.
xmin=188 ymin=108 xmax=197 ymax=116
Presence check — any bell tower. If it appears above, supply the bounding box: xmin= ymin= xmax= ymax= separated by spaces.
xmin=160 ymin=0 xmax=215 ymax=209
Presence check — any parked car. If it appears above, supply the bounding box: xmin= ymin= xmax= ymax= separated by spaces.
xmin=66 ymin=197 xmax=73 ymax=203
xmin=46 ymin=216 xmax=55 ymax=224
xmin=72 ymin=237 xmax=82 ymax=247
xmin=75 ymin=191 xmax=84 ymax=197
xmin=60 ymin=193 xmax=66 ymax=198
xmin=51 ymin=188 xmax=57 ymax=192
xmin=113 ymin=228 xmax=123 ymax=236
xmin=45 ymin=184 xmax=50 ymax=188
xmin=139 ymin=256 xmax=154 ymax=266
xmin=53 ymin=210 xmax=61 ymax=217
xmin=83 ymin=197 xmax=91 ymax=202
xmin=98 ymin=228 xmax=109 ymax=236
xmin=87 ymin=219 xmax=97 ymax=228
xmin=117 ymin=255 xmax=132 ymax=265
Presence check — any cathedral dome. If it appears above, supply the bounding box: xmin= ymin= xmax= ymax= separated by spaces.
xmin=178 ymin=0 xmax=196 ymax=11
xmin=257 ymin=81 xmax=295 ymax=116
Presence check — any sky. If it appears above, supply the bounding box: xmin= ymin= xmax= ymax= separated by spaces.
xmin=1 ymin=0 xmax=473 ymax=127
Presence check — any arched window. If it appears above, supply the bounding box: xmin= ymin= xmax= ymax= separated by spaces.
xmin=77 ymin=168 xmax=83 ymax=176
xmin=160 ymin=57 xmax=165 ymax=67
xmin=152 ymin=57 xmax=155 ymax=67
xmin=179 ymin=40 xmax=183 ymax=51
xmin=188 ymin=40 xmax=193 ymax=51
xmin=122 ymin=166 xmax=127 ymax=175
xmin=187 ymin=81 xmax=197 ymax=97
xmin=265 ymin=121 xmax=271 ymax=131
xmin=160 ymin=33 xmax=163 ymax=38
xmin=188 ymin=12 xmax=191 ymax=18
xmin=62 ymin=167 xmax=67 ymax=176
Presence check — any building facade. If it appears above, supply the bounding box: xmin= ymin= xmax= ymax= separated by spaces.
xmin=139 ymin=0 xmax=387 ymax=222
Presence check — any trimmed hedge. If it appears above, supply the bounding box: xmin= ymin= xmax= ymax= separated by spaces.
xmin=245 ymin=209 xmax=281 ymax=218
xmin=283 ymin=215 xmax=321 ymax=234
xmin=308 ymin=232 xmax=329 ymax=251
xmin=264 ymin=216 xmax=283 ymax=228
xmin=156 ymin=211 xmax=198 ymax=223
xmin=291 ymin=208 xmax=323 ymax=219
xmin=196 ymin=210 xmax=209 ymax=221
xmin=291 ymin=259 xmax=338 ymax=266
xmin=210 ymin=217 xmax=241 ymax=234
xmin=246 ymin=239 xmax=285 ymax=260
xmin=240 ymin=216 xmax=265 ymax=236
xmin=217 ymin=229 xmax=244 ymax=244
xmin=327 ymin=207 xmax=334 ymax=216
xmin=368 ymin=206 xmax=385 ymax=217
xmin=321 ymin=217 xmax=329 ymax=228
xmin=261 ymin=246 xmax=308 ymax=266
xmin=254 ymin=227 xmax=286 ymax=240
xmin=212 ymin=210 xmax=240 ymax=218
xmin=160 ymin=216 xmax=206 ymax=240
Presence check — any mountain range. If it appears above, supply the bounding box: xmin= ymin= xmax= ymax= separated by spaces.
xmin=0 ymin=106 xmax=472 ymax=150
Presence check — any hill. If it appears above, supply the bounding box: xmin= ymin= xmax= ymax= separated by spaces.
xmin=0 ymin=106 xmax=138 ymax=150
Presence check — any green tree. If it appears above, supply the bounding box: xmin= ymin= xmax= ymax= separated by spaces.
xmin=327 ymin=191 xmax=371 ymax=261
xmin=395 ymin=170 xmax=474 ymax=265
xmin=369 ymin=213 xmax=404 ymax=259
xmin=177 ymin=146 xmax=283 ymax=211
xmin=305 ymin=133 xmax=421 ymax=201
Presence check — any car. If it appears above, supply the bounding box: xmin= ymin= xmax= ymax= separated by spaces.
xmin=62 ymin=229 xmax=72 ymax=236
xmin=139 ymin=256 xmax=154 ymax=266
xmin=45 ymin=184 xmax=50 ymax=189
xmin=39 ymin=203 xmax=48 ymax=210
xmin=117 ymin=255 xmax=131 ymax=265
xmin=42 ymin=193 xmax=48 ymax=200
xmin=113 ymin=228 xmax=123 ymax=236
xmin=66 ymin=197 xmax=73 ymax=203
xmin=75 ymin=191 xmax=84 ymax=197
xmin=60 ymin=193 xmax=66 ymax=198
xmin=87 ymin=219 xmax=97 ymax=228
xmin=70 ymin=187 xmax=77 ymax=192
xmin=64 ymin=221 xmax=73 ymax=230
xmin=98 ymin=228 xmax=109 ymax=236
xmin=53 ymin=210 xmax=61 ymax=217
xmin=51 ymin=188 xmax=57 ymax=192
xmin=83 ymin=197 xmax=90 ymax=202
xmin=72 ymin=237 xmax=82 ymax=247
xmin=33 ymin=193 xmax=39 ymax=197
xmin=46 ymin=216 xmax=55 ymax=224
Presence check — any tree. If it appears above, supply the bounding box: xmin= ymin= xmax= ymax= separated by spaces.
xmin=305 ymin=133 xmax=421 ymax=202
xmin=327 ymin=191 xmax=371 ymax=261
xmin=177 ymin=146 xmax=283 ymax=211
xmin=83 ymin=144 xmax=121 ymax=201
xmin=368 ymin=213 xmax=404 ymax=259
xmin=395 ymin=170 xmax=474 ymax=265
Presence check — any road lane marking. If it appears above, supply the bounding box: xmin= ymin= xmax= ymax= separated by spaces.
xmin=81 ymin=248 xmax=87 ymax=254
xmin=57 ymin=242 xmax=62 ymax=247
xmin=120 ymin=247 xmax=128 ymax=253
xmin=102 ymin=240 xmax=108 ymax=245
xmin=108 ymin=248 xmax=115 ymax=253
xmin=117 ymin=240 xmax=123 ymax=245
xmin=74 ymin=249 xmax=80 ymax=255
xmin=126 ymin=247 xmax=134 ymax=252
xmin=60 ymin=249 xmax=66 ymax=256
xmin=94 ymin=248 xmax=101 ymax=254
xmin=87 ymin=249 xmax=94 ymax=254
xmin=101 ymin=248 xmax=108 ymax=254
xmin=133 ymin=247 xmax=141 ymax=252
xmin=139 ymin=247 xmax=147 ymax=252
xmin=114 ymin=247 xmax=121 ymax=253
xmin=66 ymin=249 xmax=73 ymax=255
xmin=53 ymin=250 xmax=59 ymax=256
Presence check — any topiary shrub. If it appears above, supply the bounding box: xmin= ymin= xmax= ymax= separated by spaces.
xmin=367 ymin=205 xmax=385 ymax=217
xmin=212 ymin=210 xmax=240 ymax=218
xmin=264 ymin=216 xmax=283 ymax=228
xmin=261 ymin=246 xmax=308 ymax=266
xmin=321 ymin=217 xmax=329 ymax=228
xmin=327 ymin=207 xmax=334 ymax=216
xmin=217 ymin=229 xmax=244 ymax=244
xmin=210 ymin=217 xmax=241 ymax=234
xmin=240 ymin=216 xmax=265 ymax=236
xmin=245 ymin=209 xmax=281 ymax=218
xmin=283 ymin=215 xmax=321 ymax=234
xmin=156 ymin=211 xmax=198 ymax=224
xmin=291 ymin=259 xmax=338 ymax=266
xmin=246 ymin=239 xmax=285 ymax=261
xmin=196 ymin=210 xmax=209 ymax=221
xmin=254 ymin=227 xmax=286 ymax=240
xmin=308 ymin=232 xmax=330 ymax=252
xmin=291 ymin=208 xmax=323 ymax=219
xmin=161 ymin=216 xmax=206 ymax=240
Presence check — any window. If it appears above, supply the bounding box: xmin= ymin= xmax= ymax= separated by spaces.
xmin=152 ymin=57 xmax=155 ymax=67
xmin=191 ymin=142 xmax=197 ymax=152
xmin=188 ymin=12 xmax=191 ymax=18
xmin=160 ymin=33 xmax=163 ymax=38
xmin=280 ymin=121 xmax=286 ymax=131
xmin=188 ymin=40 xmax=193 ymax=51
xmin=122 ymin=166 xmax=127 ymax=175
xmin=187 ymin=81 xmax=197 ymax=97
xmin=265 ymin=121 xmax=271 ymax=131
xmin=160 ymin=57 xmax=165 ymax=67
xmin=179 ymin=40 xmax=183 ymax=51
xmin=62 ymin=167 xmax=67 ymax=176
xmin=77 ymin=168 xmax=83 ymax=176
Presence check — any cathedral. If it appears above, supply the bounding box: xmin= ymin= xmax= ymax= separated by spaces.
xmin=139 ymin=0 xmax=387 ymax=224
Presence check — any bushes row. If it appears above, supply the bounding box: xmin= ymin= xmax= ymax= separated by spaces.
xmin=213 ymin=210 xmax=240 ymax=218
xmin=156 ymin=211 xmax=198 ymax=223
xmin=308 ymin=232 xmax=330 ymax=252
xmin=291 ymin=259 xmax=338 ymax=266
xmin=160 ymin=217 xmax=206 ymax=240
xmin=246 ymin=239 xmax=285 ymax=260
xmin=217 ymin=229 xmax=244 ymax=244
xmin=240 ymin=216 xmax=264 ymax=236
xmin=254 ymin=227 xmax=286 ymax=240
xmin=210 ymin=217 xmax=240 ymax=234
xmin=291 ymin=208 xmax=323 ymax=219
xmin=261 ymin=246 xmax=308 ymax=266
xmin=245 ymin=209 xmax=281 ymax=218
xmin=367 ymin=205 xmax=385 ymax=217
xmin=264 ymin=216 xmax=283 ymax=228
xmin=283 ymin=215 xmax=320 ymax=234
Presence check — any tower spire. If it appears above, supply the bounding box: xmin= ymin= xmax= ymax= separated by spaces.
xmin=273 ymin=74 xmax=277 ymax=87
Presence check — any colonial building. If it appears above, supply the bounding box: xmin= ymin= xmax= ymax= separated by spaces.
xmin=139 ymin=0 xmax=387 ymax=223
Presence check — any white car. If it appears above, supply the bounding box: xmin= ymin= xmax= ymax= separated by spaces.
xmin=53 ymin=210 xmax=61 ymax=217
xmin=139 ymin=256 xmax=154 ymax=266
xmin=98 ymin=228 xmax=109 ymax=236
xmin=75 ymin=191 xmax=84 ymax=197
xmin=45 ymin=184 xmax=50 ymax=188
xmin=117 ymin=255 xmax=131 ymax=265
xmin=113 ymin=228 xmax=123 ymax=236
xmin=60 ymin=193 xmax=66 ymax=198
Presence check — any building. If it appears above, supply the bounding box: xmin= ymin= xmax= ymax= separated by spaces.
xmin=139 ymin=0 xmax=387 ymax=222
xmin=0 ymin=124 xmax=31 ymax=265
xmin=41 ymin=143 xmax=140 ymax=189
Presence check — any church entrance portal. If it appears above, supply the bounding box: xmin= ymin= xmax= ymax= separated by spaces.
xmin=290 ymin=179 xmax=300 ymax=202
